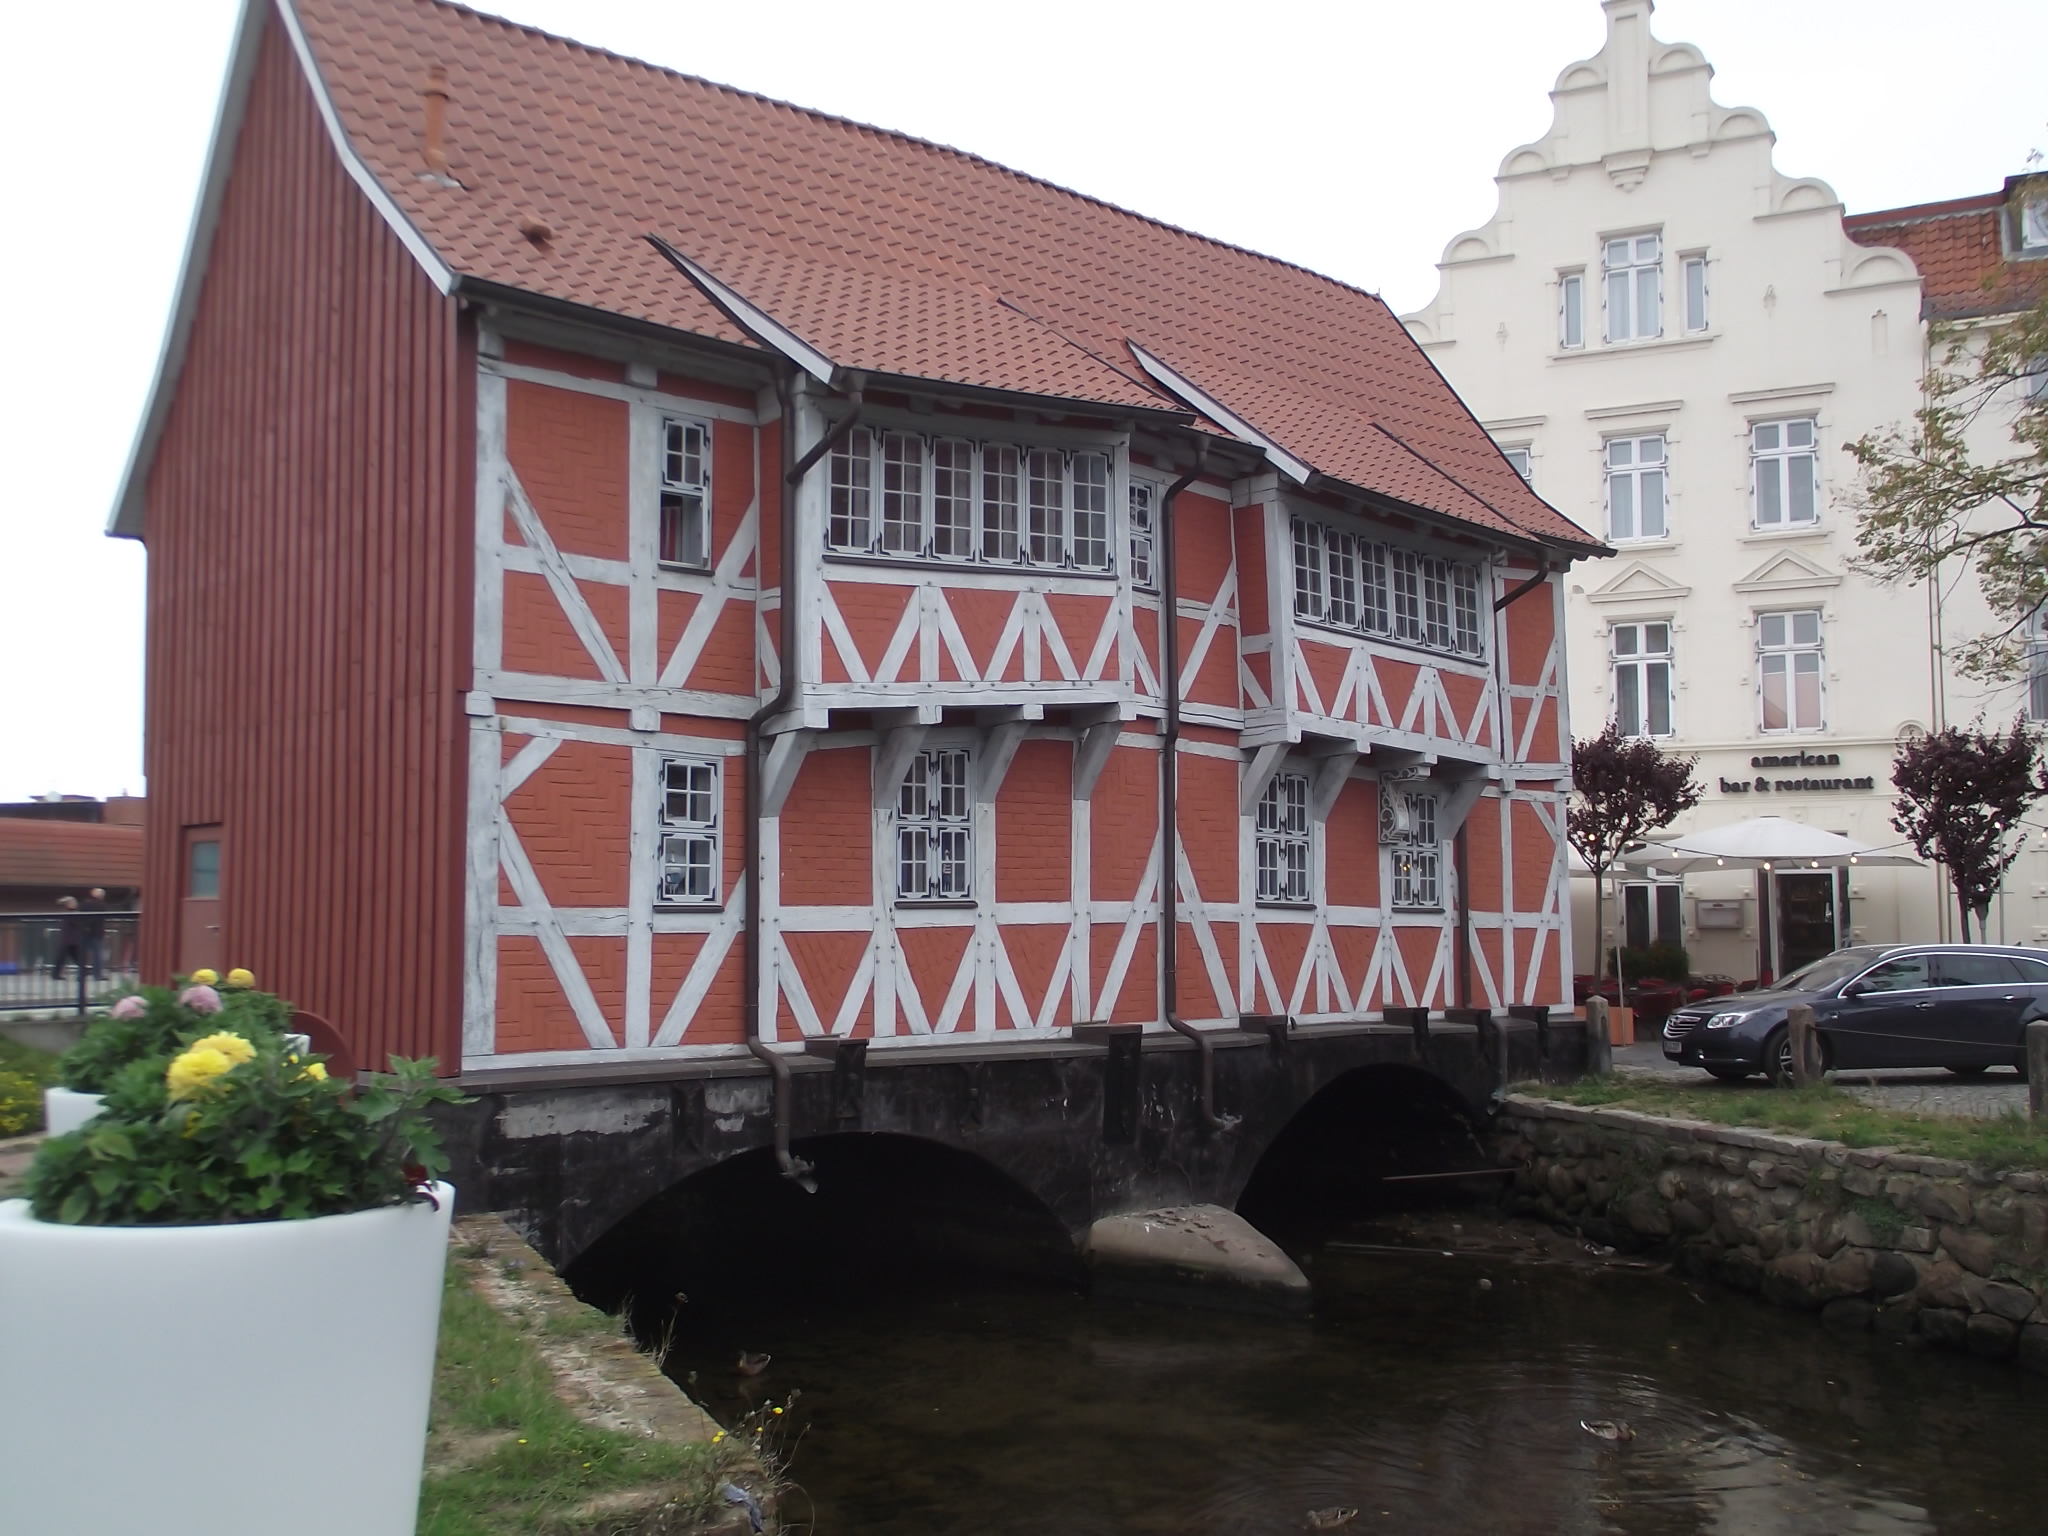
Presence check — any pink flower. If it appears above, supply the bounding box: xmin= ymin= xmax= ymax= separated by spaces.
xmin=110 ymin=995 xmax=148 ymax=1020
xmin=179 ymin=984 xmax=224 ymax=1015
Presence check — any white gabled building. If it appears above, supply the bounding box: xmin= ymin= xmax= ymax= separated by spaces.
xmin=1404 ymin=0 xmax=2046 ymax=982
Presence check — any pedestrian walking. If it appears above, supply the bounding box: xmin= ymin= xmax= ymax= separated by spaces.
xmin=81 ymin=888 xmax=107 ymax=980
xmin=51 ymin=896 xmax=87 ymax=981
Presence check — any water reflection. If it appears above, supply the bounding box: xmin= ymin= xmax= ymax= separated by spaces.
xmin=663 ymin=1227 xmax=2047 ymax=1535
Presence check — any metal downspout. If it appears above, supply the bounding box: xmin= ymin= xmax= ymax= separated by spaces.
xmin=744 ymin=371 xmax=863 ymax=1190
xmin=1158 ymin=452 xmax=1238 ymax=1132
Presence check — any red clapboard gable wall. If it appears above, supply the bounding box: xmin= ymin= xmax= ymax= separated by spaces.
xmin=138 ymin=13 xmax=472 ymax=1070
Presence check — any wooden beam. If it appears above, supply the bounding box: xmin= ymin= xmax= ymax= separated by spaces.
xmin=760 ymin=729 xmax=816 ymax=818
xmin=1071 ymin=721 xmax=1121 ymax=803
xmin=872 ymin=722 xmax=930 ymax=810
xmin=976 ymin=720 xmax=1030 ymax=805
xmin=1239 ymin=741 xmax=1291 ymax=816
xmin=1310 ymin=748 xmax=1359 ymax=821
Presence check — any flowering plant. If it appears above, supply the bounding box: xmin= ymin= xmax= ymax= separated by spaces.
xmin=57 ymin=974 xmax=294 ymax=1093
xmin=28 ymin=998 xmax=465 ymax=1226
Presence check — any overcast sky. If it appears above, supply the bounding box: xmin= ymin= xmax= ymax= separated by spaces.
xmin=1 ymin=0 xmax=2042 ymax=803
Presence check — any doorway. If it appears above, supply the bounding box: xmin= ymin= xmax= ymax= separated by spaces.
xmin=178 ymin=826 xmax=223 ymax=977
xmin=1776 ymin=871 xmax=1837 ymax=974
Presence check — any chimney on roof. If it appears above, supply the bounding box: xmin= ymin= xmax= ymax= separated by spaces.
xmin=422 ymin=65 xmax=451 ymax=179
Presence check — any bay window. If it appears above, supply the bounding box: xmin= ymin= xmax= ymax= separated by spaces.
xmin=1289 ymin=516 xmax=1484 ymax=660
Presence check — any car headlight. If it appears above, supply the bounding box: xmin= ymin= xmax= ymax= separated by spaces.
xmin=1703 ymin=1010 xmax=1752 ymax=1030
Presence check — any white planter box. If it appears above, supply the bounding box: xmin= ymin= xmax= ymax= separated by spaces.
xmin=41 ymin=1085 xmax=104 ymax=1136
xmin=0 ymin=1184 xmax=454 ymax=1536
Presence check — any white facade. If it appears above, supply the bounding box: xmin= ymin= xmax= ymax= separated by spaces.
xmin=1403 ymin=0 xmax=2031 ymax=980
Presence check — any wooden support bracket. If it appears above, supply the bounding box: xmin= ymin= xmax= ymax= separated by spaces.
xmin=1240 ymin=741 xmax=1292 ymax=816
xmin=1309 ymin=748 xmax=1359 ymax=821
xmin=872 ymin=721 xmax=931 ymax=810
xmin=759 ymin=728 xmax=816 ymax=818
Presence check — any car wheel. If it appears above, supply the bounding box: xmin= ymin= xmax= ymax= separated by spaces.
xmin=1945 ymin=1064 xmax=1990 ymax=1078
xmin=1764 ymin=1027 xmax=1831 ymax=1087
xmin=1705 ymin=1066 xmax=1753 ymax=1082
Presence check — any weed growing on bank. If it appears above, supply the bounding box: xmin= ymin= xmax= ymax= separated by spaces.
xmin=1519 ymin=1076 xmax=2048 ymax=1170
xmin=0 ymin=1037 xmax=61 ymax=1138
xmin=420 ymin=1266 xmax=783 ymax=1535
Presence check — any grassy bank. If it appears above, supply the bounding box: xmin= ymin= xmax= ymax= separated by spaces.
xmin=1517 ymin=1077 xmax=2048 ymax=1170
xmin=421 ymin=1262 xmax=773 ymax=1535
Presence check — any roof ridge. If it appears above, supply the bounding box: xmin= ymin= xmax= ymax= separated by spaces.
xmin=422 ymin=0 xmax=1394 ymax=310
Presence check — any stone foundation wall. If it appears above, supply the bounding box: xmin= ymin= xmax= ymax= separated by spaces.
xmin=1496 ymin=1095 xmax=2048 ymax=1374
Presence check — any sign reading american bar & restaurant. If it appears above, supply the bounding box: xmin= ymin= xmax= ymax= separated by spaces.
xmin=1717 ymin=751 xmax=1877 ymax=796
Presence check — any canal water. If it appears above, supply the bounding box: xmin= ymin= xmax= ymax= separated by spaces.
xmin=662 ymin=1214 xmax=2048 ymax=1535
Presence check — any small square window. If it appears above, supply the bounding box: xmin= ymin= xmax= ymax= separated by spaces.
xmin=657 ymin=758 xmax=720 ymax=904
xmin=659 ymin=419 xmax=711 ymax=569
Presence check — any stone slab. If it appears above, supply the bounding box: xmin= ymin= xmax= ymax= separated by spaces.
xmin=1084 ymin=1204 xmax=1311 ymax=1317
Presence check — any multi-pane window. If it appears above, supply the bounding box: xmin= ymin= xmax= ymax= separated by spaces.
xmin=1605 ymin=436 xmax=1668 ymax=541
xmin=896 ymin=749 xmax=972 ymax=901
xmin=1682 ymin=255 xmax=1709 ymax=333
xmin=1623 ymin=882 xmax=1683 ymax=948
xmin=659 ymin=419 xmax=711 ymax=569
xmin=657 ymin=758 xmax=720 ymax=905
xmin=830 ymin=431 xmax=1112 ymax=572
xmin=1290 ymin=516 xmax=1483 ymax=660
xmin=1751 ymin=419 xmax=1819 ymax=528
xmin=1383 ymin=790 xmax=1441 ymax=910
xmin=1758 ymin=610 xmax=1824 ymax=732
xmin=1612 ymin=621 xmax=1674 ymax=739
xmin=1501 ymin=446 xmax=1533 ymax=482
xmin=1603 ymin=233 xmax=1662 ymax=343
xmin=1255 ymin=774 xmax=1311 ymax=904
xmin=1128 ymin=480 xmax=1157 ymax=590
xmin=1559 ymin=272 xmax=1585 ymax=349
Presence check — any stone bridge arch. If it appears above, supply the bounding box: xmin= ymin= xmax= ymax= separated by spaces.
xmin=443 ymin=1021 xmax=1577 ymax=1273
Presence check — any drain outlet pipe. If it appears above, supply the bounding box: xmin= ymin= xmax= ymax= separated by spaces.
xmin=743 ymin=371 xmax=864 ymax=1190
xmin=1158 ymin=451 xmax=1239 ymax=1133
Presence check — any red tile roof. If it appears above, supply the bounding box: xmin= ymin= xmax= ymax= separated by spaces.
xmin=0 ymin=820 xmax=144 ymax=891
xmin=1846 ymin=192 xmax=2046 ymax=320
xmin=287 ymin=0 xmax=1594 ymax=552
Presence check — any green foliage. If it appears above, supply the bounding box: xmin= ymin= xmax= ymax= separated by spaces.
xmin=420 ymin=1268 xmax=771 ymax=1536
xmin=1847 ymin=291 xmax=2048 ymax=680
xmin=1850 ymin=1195 xmax=1908 ymax=1241
xmin=1890 ymin=719 xmax=2043 ymax=940
xmin=25 ymin=1037 xmax=466 ymax=1226
xmin=1608 ymin=942 xmax=1691 ymax=981
xmin=58 ymin=983 xmax=291 ymax=1093
xmin=0 ymin=1071 xmax=41 ymax=1137
xmin=1521 ymin=1077 xmax=2048 ymax=1171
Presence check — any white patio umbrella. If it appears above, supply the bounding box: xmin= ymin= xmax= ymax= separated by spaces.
xmin=1620 ymin=816 xmax=1922 ymax=876
xmin=1619 ymin=816 xmax=1920 ymax=983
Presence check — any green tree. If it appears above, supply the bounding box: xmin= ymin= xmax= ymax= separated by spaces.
xmin=1890 ymin=718 xmax=2041 ymax=942
xmin=1846 ymin=287 xmax=2048 ymax=679
xmin=1567 ymin=726 xmax=1703 ymax=981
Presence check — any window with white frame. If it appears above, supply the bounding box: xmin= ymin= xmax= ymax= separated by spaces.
xmin=1501 ymin=445 xmax=1534 ymax=482
xmin=1290 ymin=515 xmax=1485 ymax=660
xmin=1612 ymin=621 xmax=1674 ymax=738
xmin=1255 ymin=773 xmax=1311 ymax=904
xmin=1128 ymin=479 xmax=1158 ymax=590
xmin=1559 ymin=271 xmax=1585 ymax=349
xmin=896 ymin=749 xmax=972 ymax=901
xmin=1758 ymin=610 xmax=1825 ymax=732
xmin=1681 ymin=254 xmax=1709 ymax=333
xmin=1604 ymin=435 xmax=1668 ymax=541
xmin=2018 ymin=196 xmax=2048 ymax=253
xmin=657 ymin=757 xmax=720 ymax=905
xmin=1751 ymin=419 xmax=1819 ymax=528
xmin=1382 ymin=789 xmax=1441 ymax=910
xmin=1603 ymin=233 xmax=1662 ymax=343
xmin=829 ymin=429 xmax=1115 ymax=573
xmin=659 ymin=419 xmax=711 ymax=569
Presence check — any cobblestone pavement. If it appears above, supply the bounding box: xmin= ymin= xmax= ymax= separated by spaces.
xmin=1612 ymin=1041 xmax=2031 ymax=1120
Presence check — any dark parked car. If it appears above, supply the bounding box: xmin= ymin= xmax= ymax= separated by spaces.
xmin=1662 ymin=944 xmax=2048 ymax=1082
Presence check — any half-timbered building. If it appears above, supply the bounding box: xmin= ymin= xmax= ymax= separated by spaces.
xmin=113 ymin=0 xmax=1603 ymax=1083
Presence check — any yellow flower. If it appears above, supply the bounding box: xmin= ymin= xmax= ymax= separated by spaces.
xmin=711 ymin=1432 xmax=725 ymax=1444
xmin=225 ymin=968 xmax=255 ymax=989
xmin=190 ymin=968 xmax=219 ymax=986
xmin=166 ymin=1045 xmax=235 ymax=1100
xmin=301 ymin=1062 xmax=328 ymax=1082
xmin=191 ymin=1032 xmax=256 ymax=1066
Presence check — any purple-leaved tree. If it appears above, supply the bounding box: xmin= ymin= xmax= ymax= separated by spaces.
xmin=1890 ymin=719 xmax=2042 ymax=942
xmin=1567 ymin=725 xmax=1702 ymax=981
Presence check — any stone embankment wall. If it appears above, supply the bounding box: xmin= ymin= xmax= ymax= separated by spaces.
xmin=1496 ymin=1096 xmax=2048 ymax=1374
